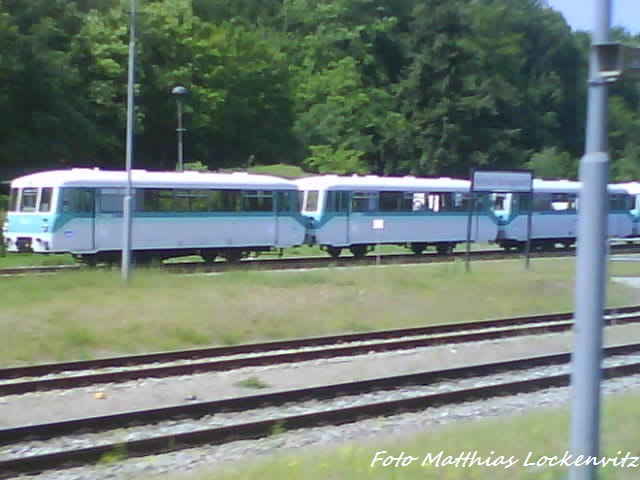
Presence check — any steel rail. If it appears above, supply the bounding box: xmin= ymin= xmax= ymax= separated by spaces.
xmin=0 ymin=307 xmax=640 ymax=395
xmin=1 ymin=343 xmax=639 ymax=478
xmin=1 ymin=244 xmax=639 ymax=277
xmin=1 ymin=342 xmax=638 ymax=445
xmin=2 ymin=306 xmax=640 ymax=395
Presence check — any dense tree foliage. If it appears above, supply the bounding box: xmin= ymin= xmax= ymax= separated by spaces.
xmin=1 ymin=0 xmax=639 ymax=180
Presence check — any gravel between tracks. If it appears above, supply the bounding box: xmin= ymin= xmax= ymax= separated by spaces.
xmin=3 ymin=324 xmax=640 ymax=428
xmin=4 ymin=324 xmax=640 ymax=480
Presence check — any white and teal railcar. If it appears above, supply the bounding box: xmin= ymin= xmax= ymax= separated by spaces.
xmin=3 ymin=168 xmax=307 ymax=263
xmin=295 ymin=175 xmax=498 ymax=258
xmin=614 ymin=182 xmax=640 ymax=237
xmin=494 ymin=179 xmax=633 ymax=250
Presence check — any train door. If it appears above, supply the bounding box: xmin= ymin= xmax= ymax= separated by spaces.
xmin=62 ymin=187 xmax=95 ymax=252
xmin=84 ymin=188 xmax=96 ymax=252
xmin=274 ymin=191 xmax=282 ymax=246
xmin=332 ymin=190 xmax=350 ymax=245
xmin=95 ymin=188 xmax=124 ymax=252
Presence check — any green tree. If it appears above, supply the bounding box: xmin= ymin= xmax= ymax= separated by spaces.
xmin=526 ymin=147 xmax=577 ymax=179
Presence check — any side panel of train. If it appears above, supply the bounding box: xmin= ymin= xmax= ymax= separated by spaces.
xmin=614 ymin=183 xmax=640 ymax=236
xmin=300 ymin=187 xmax=498 ymax=256
xmin=4 ymin=185 xmax=306 ymax=261
xmin=495 ymin=190 xmax=633 ymax=249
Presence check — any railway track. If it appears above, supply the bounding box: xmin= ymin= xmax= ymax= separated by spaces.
xmin=1 ymin=343 xmax=640 ymax=478
xmin=2 ymin=305 xmax=640 ymax=395
xmin=1 ymin=243 xmax=639 ymax=277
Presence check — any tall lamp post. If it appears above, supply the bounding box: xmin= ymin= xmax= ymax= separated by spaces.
xmin=122 ymin=0 xmax=136 ymax=284
xmin=171 ymin=85 xmax=187 ymax=171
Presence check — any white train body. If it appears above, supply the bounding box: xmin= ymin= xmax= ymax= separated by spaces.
xmin=295 ymin=175 xmax=499 ymax=256
xmin=495 ymin=179 xmax=633 ymax=249
xmin=614 ymin=182 xmax=640 ymax=236
xmin=3 ymin=169 xmax=307 ymax=262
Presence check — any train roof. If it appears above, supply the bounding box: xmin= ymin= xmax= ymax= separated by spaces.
xmin=294 ymin=175 xmax=471 ymax=192
xmin=294 ymin=175 xmax=630 ymax=195
xmin=613 ymin=182 xmax=640 ymax=195
xmin=533 ymin=179 xmax=628 ymax=194
xmin=10 ymin=169 xmax=298 ymax=190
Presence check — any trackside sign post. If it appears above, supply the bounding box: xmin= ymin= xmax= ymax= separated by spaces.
xmin=466 ymin=169 xmax=533 ymax=272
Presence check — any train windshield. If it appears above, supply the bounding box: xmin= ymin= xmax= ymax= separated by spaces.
xmin=19 ymin=188 xmax=38 ymax=212
xmin=302 ymin=190 xmax=319 ymax=212
xmin=8 ymin=188 xmax=18 ymax=212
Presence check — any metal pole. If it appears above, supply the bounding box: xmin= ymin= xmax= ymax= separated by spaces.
xmin=525 ymin=190 xmax=532 ymax=270
xmin=177 ymin=98 xmax=184 ymax=171
xmin=121 ymin=0 xmax=136 ymax=284
xmin=569 ymin=1 xmax=611 ymax=479
xmin=465 ymin=192 xmax=474 ymax=272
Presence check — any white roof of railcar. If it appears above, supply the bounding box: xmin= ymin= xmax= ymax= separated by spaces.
xmin=613 ymin=182 xmax=640 ymax=195
xmin=533 ymin=179 xmax=627 ymax=194
xmin=294 ymin=175 xmax=471 ymax=192
xmin=294 ymin=175 xmax=629 ymax=195
xmin=10 ymin=169 xmax=297 ymax=190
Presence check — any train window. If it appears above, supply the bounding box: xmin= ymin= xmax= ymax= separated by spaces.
xmin=276 ymin=191 xmax=295 ymax=213
xmin=142 ymin=189 xmax=173 ymax=212
xmin=9 ymin=188 xmax=18 ymax=212
xmin=243 ymin=190 xmax=273 ymax=212
xmin=39 ymin=188 xmax=53 ymax=212
xmin=351 ymin=192 xmax=376 ymax=212
xmin=550 ymin=193 xmax=577 ymax=211
xmin=325 ymin=191 xmax=349 ymax=212
xmin=189 ymin=190 xmax=210 ymax=212
xmin=99 ymin=188 xmax=124 ymax=213
xmin=411 ymin=192 xmax=426 ymax=211
xmin=210 ymin=190 xmax=241 ymax=211
xmin=379 ymin=191 xmax=407 ymax=211
xmin=19 ymin=188 xmax=38 ymax=212
xmin=303 ymin=190 xmax=319 ymax=212
xmin=532 ymin=193 xmax=553 ymax=211
xmin=173 ymin=190 xmax=191 ymax=212
xmin=338 ymin=191 xmax=349 ymax=212
xmin=515 ymin=193 xmax=531 ymax=211
xmin=61 ymin=188 xmax=93 ymax=213
xmin=429 ymin=192 xmax=469 ymax=212
xmin=609 ymin=194 xmax=629 ymax=211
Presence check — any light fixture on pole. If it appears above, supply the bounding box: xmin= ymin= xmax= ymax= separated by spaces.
xmin=122 ymin=0 xmax=136 ymax=284
xmin=171 ymin=85 xmax=187 ymax=171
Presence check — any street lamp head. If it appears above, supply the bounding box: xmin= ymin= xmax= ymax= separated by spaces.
xmin=171 ymin=85 xmax=187 ymax=96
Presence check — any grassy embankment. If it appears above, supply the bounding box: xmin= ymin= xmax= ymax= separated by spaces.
xmin=1 ymin=257 xmax=640 ymax=365
xmin=0 ymin=242 xmax=501 ymax=269
xmin=152 ymin=389 xmax=640 ymax=480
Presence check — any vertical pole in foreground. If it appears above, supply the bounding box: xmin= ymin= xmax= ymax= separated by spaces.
xmin=524 ymin=190 xmax=532 ymax=270
xmin=569 ymin=1 xmax=611 ymax=479
xmin=122 ymin=0 xmax=136 ymax=284
xmin=177 ymin=98 xmax=184 ymax=171
xmin=465 ymin=192 xmax=474 ymax=272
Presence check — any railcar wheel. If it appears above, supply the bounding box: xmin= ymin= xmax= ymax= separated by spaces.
xmin=350 ymin=244 xmax=367 ymax=258
xmin=200 ymin=250 xmax=217 ymax=263
xmin=326 ymin=246 xmax=342 ymax=258
xmin=80 ymin=254 xmax=98 ymax=266
xmin=410 ymin=243 xmax=426 ymax=255
xmin=436 ymin=243 xmax=454 ymax=255
xmin=223 ymin=250 xmax=243 ymax=263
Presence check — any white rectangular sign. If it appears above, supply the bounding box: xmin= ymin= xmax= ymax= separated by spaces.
xmin=472 ymin=170 xmax=533 ymax=193
xmin=373 ymin=219 xmax=384 ymax=230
